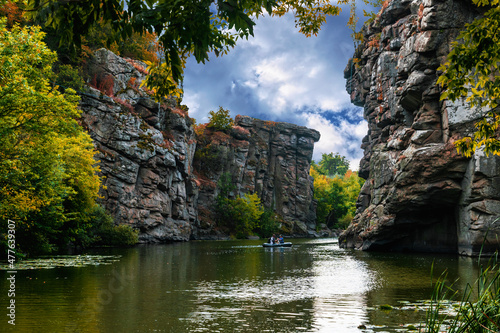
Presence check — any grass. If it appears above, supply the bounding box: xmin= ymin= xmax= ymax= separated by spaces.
xmin=423 ymin=251 xmax=500 ymax=332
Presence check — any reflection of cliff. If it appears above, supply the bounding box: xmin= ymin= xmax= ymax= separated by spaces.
xmin=81 ymin=49 xmax=320 ymax=241
xmin=340 ymin=0 xmax=500 ymax=255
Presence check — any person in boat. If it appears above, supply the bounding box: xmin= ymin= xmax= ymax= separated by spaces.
xmin=269 ymin=234 xmax=276 ymax=244
xmin=279 ymin=235 xmax=284 ymax=244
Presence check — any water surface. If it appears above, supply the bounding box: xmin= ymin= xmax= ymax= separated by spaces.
xmin=0 ymin=238 xmax=480 ymax=332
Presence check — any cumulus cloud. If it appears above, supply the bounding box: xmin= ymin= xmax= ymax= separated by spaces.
xmin=182 ymin=8 xmax=370 ymax=169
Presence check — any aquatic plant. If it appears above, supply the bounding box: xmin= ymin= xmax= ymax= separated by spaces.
xmin=423 ymin=252 xmax=500 ymax=332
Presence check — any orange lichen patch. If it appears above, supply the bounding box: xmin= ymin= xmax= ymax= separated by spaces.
xmin=97 ymin=145 xmax=117 ymax=159
xmin=210 ymin=131 xmax=231 ymax=145
xmin=128 ymin=77 xmax=138 ymax=87
xmin=368 ymin=37 xmax=380 ymax=49
xmin=263 ymin=120 xmax=278 ymax=128
xmin=112 ymin=96 xmax=134 ymax=113
xmin=162 ymin=130 xmax=175 ymax=141
xmin=161 ymin=139 xmax=173 ymax=150
xmin=125 ymin=58 xmax=148 ymax=75
xmin=231 ymin=139 xmax=250 ymax=149
xmin=170 ymin=107 xmax=188 ymax=118
xmin=192 ymin=170 xmax=216 ymax=189
xmin=232 ymin=125 xmax=250 ymax=136
xmin=418 ymin=3 xmax=424 ymax=20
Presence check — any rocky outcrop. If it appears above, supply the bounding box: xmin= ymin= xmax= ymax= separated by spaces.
xmin=81 ymin=49 xmax=198 ymax=243
xmin=192 ymin=116 xmax=321 ymax=239
xmin=340 ymin=0 xmax=500 ymax=255
xmin=80 ymin=49 xmax=320 ymax=242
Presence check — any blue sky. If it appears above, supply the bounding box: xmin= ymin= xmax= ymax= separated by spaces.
xmin=182 ymin=7 xmax=372 ymax=170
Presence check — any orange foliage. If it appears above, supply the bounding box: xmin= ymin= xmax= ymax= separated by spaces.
xmin=194 ymin=123 xmax=207 ymax=137
xmin=368 ymin=37 xmax=380 ymax=48
xmin=232 ymin=125 xmax=250 ymax=136
xmin=0 ymin=1 xmax=25 ymax=28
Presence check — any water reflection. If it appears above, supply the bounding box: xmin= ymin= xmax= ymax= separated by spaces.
xmin=0 ymin=238 xmax=482 ymax=332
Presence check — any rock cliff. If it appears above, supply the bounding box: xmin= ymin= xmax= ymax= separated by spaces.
xmin=192 ymin=116 xmax=320 ymax=239
xmin=80 ymin=49 xmax=320 ymax=242
xmin=340 ymin=0 xmax=500 ymax=255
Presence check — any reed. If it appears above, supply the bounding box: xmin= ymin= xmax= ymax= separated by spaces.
xmin=423 ymin=251 xmax=500 ymax=332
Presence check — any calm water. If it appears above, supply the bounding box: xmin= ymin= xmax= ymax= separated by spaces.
xmin=0 ymin=238 xmax=481 ymax=332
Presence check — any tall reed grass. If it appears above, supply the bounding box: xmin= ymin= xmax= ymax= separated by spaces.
xmin=423 ymin=251 xmax=500 ymax=332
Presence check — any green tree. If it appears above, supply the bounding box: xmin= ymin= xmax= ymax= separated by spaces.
xmin=26 ymin=0 xmax=345 ymax=98
xmin=0 ymin=22 xmax=102 ymax=256
xmin=207 ymin=106 xmax=234 ymax=132
xmin=311 ymin=163 xmax=364 ymax=229
xmin=313 ymin=152 xmax=350 ymax=177
xmin=437 ymin=0 xmax=500 ymax=157
xmin=214 ymin=172 xmax=265 ymax=238
xmin=233 ymin=193 xmax=264 ymax=238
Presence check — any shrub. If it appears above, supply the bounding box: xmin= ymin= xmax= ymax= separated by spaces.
xmin=81 ymin=205 xmax=138 ymax=247
xmin=207 ymin=106 xmax=234 ymax=132
xmin=256 ymin=209 xmax=280 ymax=237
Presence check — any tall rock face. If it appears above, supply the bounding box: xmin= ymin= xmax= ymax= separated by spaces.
xmin=340 ymin=0 xmax=500 ymax=255
xmin=81 ymin=49 xmax=320 ymax=242
xmin=81 ymin=49 xmax=198 ymax=243
xmin=192 ymin=116 xmax=321 ymax=239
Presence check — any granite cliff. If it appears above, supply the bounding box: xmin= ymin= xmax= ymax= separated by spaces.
xmin=80 ymin=49 xmax=320 ymax=242
xmin=192 ymin=115 xmax=321 ymax=239
xmin=340 ymin=0 xmax=500 ymax=255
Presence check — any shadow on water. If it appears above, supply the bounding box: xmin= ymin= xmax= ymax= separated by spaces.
xmin=0 ymin=238 xmax=481 ymax=332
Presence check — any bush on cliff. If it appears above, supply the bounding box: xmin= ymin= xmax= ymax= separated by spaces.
xmin=207 ymin=107 xmax=234 ymax=133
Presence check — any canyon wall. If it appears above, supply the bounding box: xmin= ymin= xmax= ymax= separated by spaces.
xmin=192 ymin=116 xmax=321 ymax=239
xmin=340 ymin=0 xmax=500 ymax=255
xmin=80 ymin=49 xmax=320 ymax=242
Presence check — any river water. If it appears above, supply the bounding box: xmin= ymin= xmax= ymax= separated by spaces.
xmin=0 ymin=238 xmax=481 ymax=332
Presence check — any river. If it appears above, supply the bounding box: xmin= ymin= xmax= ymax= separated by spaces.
xmin=0 ymin=238 xmax=481 ymax=332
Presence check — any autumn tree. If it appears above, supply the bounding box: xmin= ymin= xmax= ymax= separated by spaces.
xmin=437 ymin=0 xmax=500 ymax=157
xmin=207 ymin=106 xmax=234 ymax=132
xmin=0 ymin=23 xmax=103 ymax=255
xmin=311 ymin=154 xmax=364 ymax=229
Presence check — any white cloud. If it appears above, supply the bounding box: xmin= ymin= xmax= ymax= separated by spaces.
xmin=302 ymin=112 xmax=367 ymax=171
xmin=182 ymin=8 xmax=372 ymax=171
